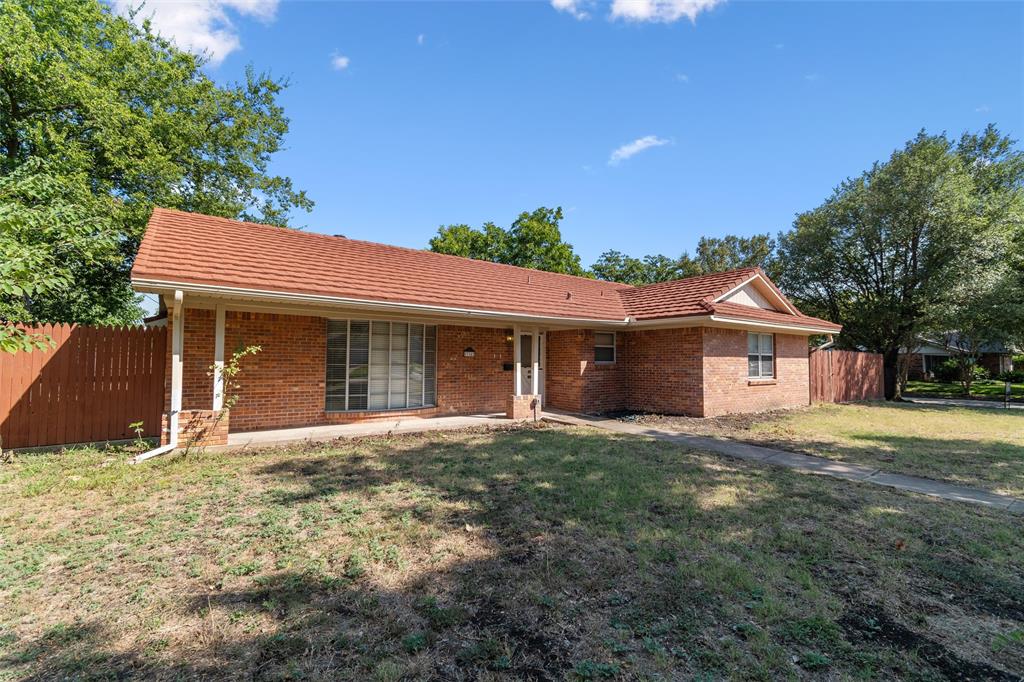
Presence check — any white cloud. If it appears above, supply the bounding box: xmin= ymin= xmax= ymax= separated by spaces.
xmin=111 ymin=0 xmax=278 ymax=66
xmin=551 ymin=0 xmax=591 ymax=20
xmin=803 ymin=72 xmax=819 ymax=81
xmin=975 ymin=105 xmax=990 ymax=113
xmin=774 ymin=42 xmax=785 ymax=50
xmin=417 ymin=33 xmax=426 ymax=45
xmin=675 ymin=72 xmax=689 ymax=83
xmin=610 ymin=0 xmax=723 ymax=23
xmin=330 ymin=52 xmax=351 ymax=71
xmin=608 ymin=135 xmax=670 ymax=165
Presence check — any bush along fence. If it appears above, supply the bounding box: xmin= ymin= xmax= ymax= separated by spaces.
xmin=0 ymin=324 xmax=166 ymax=450
xmin=809 ymin=348 xmax=885 ymax=404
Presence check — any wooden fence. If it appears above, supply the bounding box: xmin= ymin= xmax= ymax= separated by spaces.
xmin=0 ymin=324 xmax=166 ymax=449
xmin=809 ymin=348 xmax=884 ymax=403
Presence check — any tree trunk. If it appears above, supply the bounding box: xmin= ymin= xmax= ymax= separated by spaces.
xmin=883 ymin=348 xmax=901 ymax=400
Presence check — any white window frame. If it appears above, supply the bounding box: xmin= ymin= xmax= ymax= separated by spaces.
xmin=594 ymin=331 xmax=616 ymax=364
xmin=748 ymin=332 xmax=774 ymax=379
xmin=326 ymin=319 xmax=436 ymax=412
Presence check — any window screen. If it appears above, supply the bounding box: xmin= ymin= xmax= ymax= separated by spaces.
xmin=326 ymin=320 xmax=438 ymax=411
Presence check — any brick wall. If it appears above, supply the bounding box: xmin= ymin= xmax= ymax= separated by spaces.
xmin=163 ymin=305 xmax=813 ymax=433
xmin=164 ymin=309 xmax=517 ymax=434
xmin=701 ymin=328 xmax=809 ymax=416
xmin=437 ymin=326 xmax=514 ymax=415
xmin=182 ymin=308 xmax=215 ymax=410
xmin=622 ymin=328 xmax=703 ymax=416
xmin=545 ymin=329 xmax=628 ymax=414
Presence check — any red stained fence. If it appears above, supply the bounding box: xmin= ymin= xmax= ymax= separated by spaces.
xmin=809 ymin=348 xmax=884 ymax=403
xmin=0 ymin=325 xmax=166 ymax=449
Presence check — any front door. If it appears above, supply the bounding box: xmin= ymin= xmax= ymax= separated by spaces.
xmin=519 ymin=332 xmax=545 ymax=396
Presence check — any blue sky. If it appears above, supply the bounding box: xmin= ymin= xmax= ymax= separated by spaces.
xmin=126 ymin=0 xmax=1022 ymax=267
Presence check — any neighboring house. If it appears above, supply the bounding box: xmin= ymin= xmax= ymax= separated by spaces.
xmin=131 ymin=208 xmax=842 ymax=447
xmin=904 ymin=335 xmax=1015 ymax=380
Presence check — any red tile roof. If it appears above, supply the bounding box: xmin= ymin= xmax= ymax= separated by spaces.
xmin=619 ymin=268 xmax=760 ymax=319
xmin=132 ymin=208 xmax=840 ymax=332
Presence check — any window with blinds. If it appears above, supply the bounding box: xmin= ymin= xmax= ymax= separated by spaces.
xmin=326 ymin=320 xmax=437 ymax=411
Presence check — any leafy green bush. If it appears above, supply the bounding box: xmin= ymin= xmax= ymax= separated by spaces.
xmin=934 ymin=359 xmax=989 ymax=384
xmin=933 ymin=359 xmax=961 ymax=383
xmin=998 ymin=370 xmax=1024 ymax=383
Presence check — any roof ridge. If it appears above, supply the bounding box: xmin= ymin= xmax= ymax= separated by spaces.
xmin=150 ymin=207 xmax=634 ymax=292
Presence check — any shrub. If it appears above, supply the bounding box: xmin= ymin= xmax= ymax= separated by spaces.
xmin=933 ymin=359 xmax=961 ymax=383
xmin=933 ymin=359 xmax=989 ymax=384
xmin=998 ymin=370 xmax=1024 ymax=383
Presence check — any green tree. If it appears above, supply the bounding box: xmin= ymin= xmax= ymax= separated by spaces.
xmin=0 ymin=158 xmax=122 ymax=352
xmin=777 ymin=129 xmax=1019 ymax=400
xmin=590 ymin=250 xmax=699 ymax=285
xmin=924 ymin=126 xmax=1024 ymax=391
xmin=429 ymin=207 xmax=585 ymax=276
xmin=694 ymin=234 xmax=780 ymax=279
xmin=590 ymin=233 xmax=775 ymax=285
xmin=0 ymin=0 xmax=312 ymax=325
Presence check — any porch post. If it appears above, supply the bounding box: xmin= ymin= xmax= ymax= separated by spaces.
xmin=169 ymin=290 xmax=184 ymax=444
xmin=513 ymin=325 xmax=522 ymax=395
xmin=531 ymin=327 xmax=540 ymax=396
xmin=212 ymin=304 xmax=225 ymax=410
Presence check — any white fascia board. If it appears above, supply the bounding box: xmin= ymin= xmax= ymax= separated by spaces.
xmin=713 ymin=274 xmax=797 ymax=315
xmin=708 ymin=315 xmax=839 ymax=335
xmin=132 ymin=278 xmax=630 ymax=328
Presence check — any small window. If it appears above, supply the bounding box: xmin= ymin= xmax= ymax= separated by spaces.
xmin=747 ymin=333 xmax=774 ymax=379
xmin=595 ymin=332 xmax=616 ymax=363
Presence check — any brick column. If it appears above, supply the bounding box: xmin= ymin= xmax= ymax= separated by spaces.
xmin=507 ymin=393 xmax=541 ymax=421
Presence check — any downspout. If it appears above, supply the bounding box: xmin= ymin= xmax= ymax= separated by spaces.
xmin=134 ymin=290 xmax=184 ymax=463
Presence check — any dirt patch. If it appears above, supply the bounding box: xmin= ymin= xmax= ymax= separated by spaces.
xmin=839 ymin=605 xmax=1021 ymax=681
xmin=613 ymin=409 xmax=793 ymax=437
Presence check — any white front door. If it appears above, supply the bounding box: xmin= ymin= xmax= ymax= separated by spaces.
xmin=519 ymin=332 xmax=544 ymax=397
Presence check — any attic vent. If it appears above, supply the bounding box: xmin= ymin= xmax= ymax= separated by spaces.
xmin=566 ymin=292 xmax=573 ymax=300
xmin=333 ymin=234 xmax=347 ymax=239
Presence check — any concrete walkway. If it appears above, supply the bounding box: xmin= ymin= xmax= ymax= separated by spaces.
xmin=904 ymin=395 xmax=1023 ymax=411
xmin=542 ymin=411 xmax=1024 ymax=514
xmin=226 ymin=413 xmax=509 ymax=449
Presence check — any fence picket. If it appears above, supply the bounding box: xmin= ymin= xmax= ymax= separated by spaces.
xmin=809 ymin=349 xmax=884 ymax=404
xmin=0 ymin=324 xmax=167 ymax=449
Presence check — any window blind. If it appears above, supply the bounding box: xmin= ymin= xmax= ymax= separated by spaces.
xmin=326 ymin=320 xmax=437 ymax=411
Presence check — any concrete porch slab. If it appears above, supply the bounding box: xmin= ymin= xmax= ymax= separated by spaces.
xmin=225 ymin=413 xmax=509 ymax=449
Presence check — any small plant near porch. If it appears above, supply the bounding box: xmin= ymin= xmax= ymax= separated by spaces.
xmin=181 ymin=345 xmax=260 ymax=456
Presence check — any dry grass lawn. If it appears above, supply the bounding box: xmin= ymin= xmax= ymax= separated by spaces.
xmin=635 ymin=402 xmax=1024 ymax=497
xmin=1 ymin=424 xmax=1022 ymax=680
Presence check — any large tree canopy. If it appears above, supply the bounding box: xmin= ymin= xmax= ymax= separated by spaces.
xmin=429 ymin=207 xmax=586 ymax=276
xmin=0 ymin=0 xmax=312 ymax=326
xmin=777 ymin=127 xmax=1022 ymax=399
xmin=591 ymin=234 xmax=778 ymax=286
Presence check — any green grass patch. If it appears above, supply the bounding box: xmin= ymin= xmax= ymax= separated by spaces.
xmin=0 ymin=425 xmax=1021 ymax=679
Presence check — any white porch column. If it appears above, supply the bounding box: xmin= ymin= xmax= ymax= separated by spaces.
xmin=212 ymin=304 xmax=225 ymax=410
xmin=169 ymin=290 xmax=184 ymax=442
xmin=531 ymin=327 xmax=540 ymax=396
xmin=513 ymin=325 xmax=522 ymax=395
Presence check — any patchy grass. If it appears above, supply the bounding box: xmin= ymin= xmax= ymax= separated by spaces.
xmin=905 ymin=380 xmax=1024 ymax=402
xmin=637 ymin=402 xmax=1024 ymax=497
xmin=0 ymin=424 xmax=1022 ymax=680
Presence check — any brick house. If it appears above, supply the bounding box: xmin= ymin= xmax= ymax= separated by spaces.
xmin=132 ymin=209 xmax=841 ymax=447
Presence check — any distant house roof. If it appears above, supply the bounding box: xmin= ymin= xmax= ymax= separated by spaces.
xmin=131 ymin=208 xmax=841 ymax=333
xmin=915 ymin=334 xmax=1016 ymax=355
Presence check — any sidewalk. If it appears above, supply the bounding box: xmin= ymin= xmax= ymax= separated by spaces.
xmin=542 ymin=411 xmax=1024 ymax=514
xmin=903 ymin=395 xmax=1023 ymax=411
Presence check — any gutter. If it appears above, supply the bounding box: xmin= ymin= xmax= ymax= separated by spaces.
xmin=131 ymin=278 xmax=631 ymax=327
xmin=133 ymin=290 xmax=183 ymax=464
